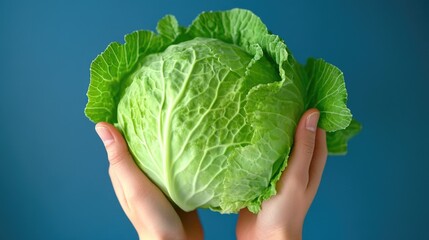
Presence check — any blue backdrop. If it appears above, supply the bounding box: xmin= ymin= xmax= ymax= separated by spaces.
xmin=1 ymin=0 xmax=428 ymax=239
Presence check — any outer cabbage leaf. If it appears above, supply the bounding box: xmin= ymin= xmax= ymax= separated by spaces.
xmin=85 ymin=16 xmax=181 ymax=123
xmin=327 ymin=119 xmax=362 ymax=154
xmin=304 ymin=58 xmax=352 ymax=131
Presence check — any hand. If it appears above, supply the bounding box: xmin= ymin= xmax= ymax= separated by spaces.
xmin=95 ymin=123 xmax=203 ymax=240
xmin=236 ymin=109 xmax=328 ymax=240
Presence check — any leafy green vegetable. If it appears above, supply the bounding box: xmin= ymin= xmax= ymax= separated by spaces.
xmin=85 ymin=9 xmax=360 ymax=213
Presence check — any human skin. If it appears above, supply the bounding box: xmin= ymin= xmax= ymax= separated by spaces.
xmin=95 ymin=108 xmax=327 ymax=240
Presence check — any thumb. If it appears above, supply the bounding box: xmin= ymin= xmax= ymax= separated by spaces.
xmin=94 ymin=122 xmax=148 ymax=198
xmin=94 ymin=122 xmax=168 ymax=198
xmin=94 ymin=122 xmax=163 ymax=211
xmin=94 ymin=123 xmax=187 ymax=238
xmin=95 ymin=122 xmax=142 ymax=214
xmin=95 ymin=122 xmax=134 ymax=167
xmin=283 ymin=109 xmax=320 ymax=186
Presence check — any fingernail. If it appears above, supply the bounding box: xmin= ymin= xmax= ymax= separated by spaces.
xmin=306 ymin=112 xmax=320 ymax=132
xmin=95 ymin=126 xmax=114 ymax=145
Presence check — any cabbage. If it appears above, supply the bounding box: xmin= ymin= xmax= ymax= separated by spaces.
xmin=85 ymin=9 xmax=360 ymax=213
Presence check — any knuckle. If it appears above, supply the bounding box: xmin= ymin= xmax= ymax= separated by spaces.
xmin=287 ymin=172 xmax=309 ymax=190
xmin=302 ymin=140 xmax=316 ymax=155
xmin=298 ymin=141 xmax=315 ymax=158
xmin=106 ymin=146 xmax=128 ymax=166
xmin=303 ymin=132 xmax=316 ymax=149
xmin=126 ymin=188 xmax=147 ymax=206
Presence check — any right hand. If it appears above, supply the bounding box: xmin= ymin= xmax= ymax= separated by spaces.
xmin=236 ymin=109 xmax=328 ymax=240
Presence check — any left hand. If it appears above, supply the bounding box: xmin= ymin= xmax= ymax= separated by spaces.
xmin=95 ymin=122 xmax=204 ymax=240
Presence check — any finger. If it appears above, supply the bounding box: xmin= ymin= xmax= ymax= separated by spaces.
xmin=307 ymin=128 xmax=327 ymax=194
xmin=95 ymin=122 xmax=134 ymax=167
xmin=108 ymin=167 xmax=128 ymax=212
xmin=236 ymin=208 xmax=256 ymax=238
xmin=95 ymin=123 xmax=167 ymax=208
xmin=176 ymin=209 xmax=204 ymax=240
xmin=95 ymin=123 xmax=185 ymax=236
xmin=95 ymin=122 xmax=147 ymax=190
xmin=284 ymin=109 xmax=320 ymax=185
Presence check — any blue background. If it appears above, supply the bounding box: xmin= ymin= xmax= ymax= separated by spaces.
xmin=1 ymin=0 xmax=428 ymax=239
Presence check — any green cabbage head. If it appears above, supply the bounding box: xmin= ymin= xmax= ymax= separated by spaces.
xmin=85 ymin=9 xmax=361 ymax=213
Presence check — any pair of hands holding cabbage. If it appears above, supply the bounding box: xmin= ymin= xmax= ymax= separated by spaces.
xmin=95 ymin=109 xmax=326 ymax=240
xmin=86 ymin=9 xmax=359 ymax=240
